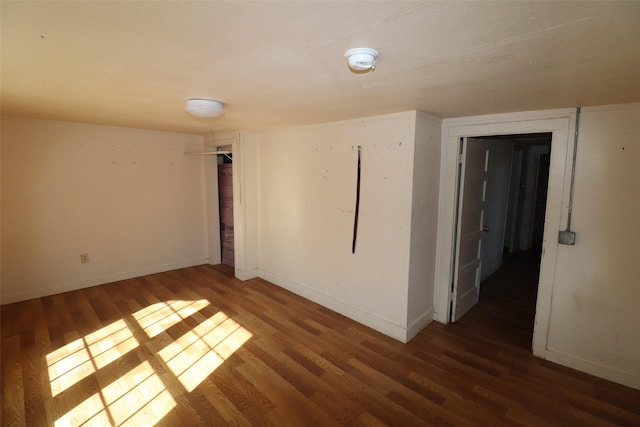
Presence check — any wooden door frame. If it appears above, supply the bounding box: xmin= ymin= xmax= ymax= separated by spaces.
xmin=434 ymin=109 xmax=575 ymax=356
xmin=208 ymin=132 xmax=259 ymax=281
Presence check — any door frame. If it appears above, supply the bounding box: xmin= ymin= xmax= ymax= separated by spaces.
xmin=208 ymin=132 xmax=259 ymax=281
xmin=434 ymin=108 xmax=576 ymax=356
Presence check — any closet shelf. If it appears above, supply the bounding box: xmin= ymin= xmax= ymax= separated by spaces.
xmin=184 ymin=150 xmax=232 ymax=156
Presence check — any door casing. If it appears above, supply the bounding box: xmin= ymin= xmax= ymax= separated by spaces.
xmin=434 ymin=109 xmax=575 ymax=356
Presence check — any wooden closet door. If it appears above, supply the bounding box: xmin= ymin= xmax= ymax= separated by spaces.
xmin=218 ymin=164 xmax=234 ymax=267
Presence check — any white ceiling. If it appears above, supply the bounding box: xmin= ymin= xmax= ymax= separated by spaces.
xmin=2 ymin=1 xmax=639 ymax=135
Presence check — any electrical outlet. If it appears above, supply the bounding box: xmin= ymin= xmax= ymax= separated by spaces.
xmin=80 ymin=253 xmax=90 ymax=263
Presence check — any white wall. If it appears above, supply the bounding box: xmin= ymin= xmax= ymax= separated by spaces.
xmin=406 ymin=112 xmax=442 ymax=338
xmin=1 ymin=117 xmax=208 ymax=303
xmin=544 ymin=104 xmax=640 ymax=387
xmin=257 ymin=112 xmax=430 ymax=341
xmin=481 ymin=140 xmax=512 ymax=279
xmin=230 ymin=132 xmax=259 ymax=281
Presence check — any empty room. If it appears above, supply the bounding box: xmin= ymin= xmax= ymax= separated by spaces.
xmin=2 ymin=2 xmax=639 ymax=426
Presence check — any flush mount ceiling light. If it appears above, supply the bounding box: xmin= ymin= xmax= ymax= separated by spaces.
xmin=185 ymin=98 xmax=224 ymax=118
xmin=344 ymin=48 xmax=379 ymax=72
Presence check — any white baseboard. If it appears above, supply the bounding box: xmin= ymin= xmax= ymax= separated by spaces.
xmin=406 ymin=308 xmax=434 ymax=343
xmin=1 ymin=258 xmax=209 ymax=305
xmin=536 ymin=348 xmax=640 ymax=390
xmin=258 ymin=268 xmax=408 ymax=342
xmin=235 ymin=268 xmax=259 ymax=281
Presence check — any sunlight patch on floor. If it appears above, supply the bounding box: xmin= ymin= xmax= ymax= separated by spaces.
xmin=158 ymin=311 xmax=252 ymax=392
xmin=133 ymin=299 xmax=210 ymax=338
xmin=54 ymin=361 xmax=175 ymax=427
xmin=47 ymin=299 xmax=251 ymax=426
xmin=47 ymin=319 xmax=138 ymax=397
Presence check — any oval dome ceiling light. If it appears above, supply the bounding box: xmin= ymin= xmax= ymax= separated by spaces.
xmin=185 ymin=98 xmax=224 ymax=118
xmin=344 ymin=48 xmax=379 ymax=72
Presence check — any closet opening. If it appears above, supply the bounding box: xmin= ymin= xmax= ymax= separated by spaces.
xmin=217 ymin=152 xmax=234 ymax=268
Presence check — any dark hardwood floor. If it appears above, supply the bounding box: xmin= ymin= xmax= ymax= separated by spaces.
xmin=456 ymin=250 xmax=541 ymax=351
xmin=2 ymin=263 xmax=639 ymax=426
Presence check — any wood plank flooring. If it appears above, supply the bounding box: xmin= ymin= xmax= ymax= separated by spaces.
xmin=456 ymin=251 xmax=541 ymax=351
xmin=2 ymin=264 xmax=639 ymax=426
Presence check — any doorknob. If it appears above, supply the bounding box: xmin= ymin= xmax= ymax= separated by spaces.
xmin=482 ymin=225 xmax=490 ymax=232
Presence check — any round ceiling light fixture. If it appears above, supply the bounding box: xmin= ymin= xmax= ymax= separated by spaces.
xmin=185 ymin=98 xmax=224 ymax=118
xmin=344 ymin=48 xmax=379 ymax=72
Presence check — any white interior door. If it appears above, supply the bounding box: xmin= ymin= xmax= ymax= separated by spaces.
xmin=451 ymin=138 xmax=490 ymax=322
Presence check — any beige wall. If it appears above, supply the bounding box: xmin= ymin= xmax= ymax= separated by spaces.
xmin=1 ymin=117 xmax=208 ymax=303
xmin=406 ymin=112 xmax=441 ymax=338
xmin=545 ymin=104 xmax=640 ymax=386
xmin=256 ymin=112 xmax=440 ymax=341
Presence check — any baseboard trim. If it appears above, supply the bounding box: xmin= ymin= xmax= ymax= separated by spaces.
xmin=406 ymin=308 xmax=434 ymax=342
xmin=538 ymin=348 xmax=640 ymax=390
xmin=1 ymin=258 xmax=209 ymax=305
xmin=258 ymin=268 xmax=407 ymax=342
xmin=235 ymin=268 xmax=259 ymax=281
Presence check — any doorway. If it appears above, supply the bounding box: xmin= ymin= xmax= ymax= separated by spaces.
xmin=434 ymin=113 xmax=572 ymax=358
xmin=450 ymin=133 xmax=552 ymax=349
xmin=205 ymin=138 xmax=236 ymax=270
xmin=218 ymin=155 xmax=235 ymax=268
